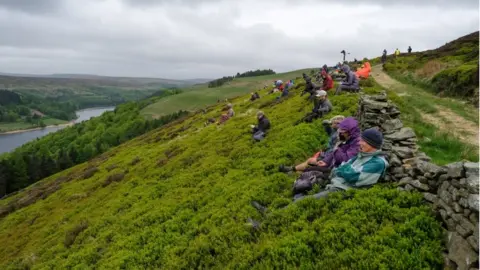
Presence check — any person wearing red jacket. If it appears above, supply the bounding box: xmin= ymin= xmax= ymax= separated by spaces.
xmin=320 ymin=70 xmax=334 ymax=91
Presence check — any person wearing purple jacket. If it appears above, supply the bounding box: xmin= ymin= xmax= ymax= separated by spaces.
xmin=279 ymin=117 xmax=361 ymax=174
xmin=335 ymin=65 xmax=360 ymax=95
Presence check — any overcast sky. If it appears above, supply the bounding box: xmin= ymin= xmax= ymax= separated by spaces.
xmin=0 ymin=0 xmax=478 ymax=79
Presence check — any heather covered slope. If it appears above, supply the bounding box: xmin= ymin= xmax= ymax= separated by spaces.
xmin=0 ymin=80 xmax=444 ymax=269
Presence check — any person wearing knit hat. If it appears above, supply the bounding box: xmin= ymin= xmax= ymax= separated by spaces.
xmin=360 ymin=128 xmax=383 ymax=150
xmin=294 ymin=128 xmax=389 ymax=202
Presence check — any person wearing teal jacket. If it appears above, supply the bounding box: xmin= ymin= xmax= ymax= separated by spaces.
xmin=294 ymin=128 xmax=388 ymax=201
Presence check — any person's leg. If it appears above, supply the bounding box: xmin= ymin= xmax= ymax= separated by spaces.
xmin=335 ymin=84 xmax=342 ymax=95
xmin=294 ymin=159 xmax=312 ymax=172
xmin=253 ymin=131 xmax=265 ymax=141
xmin=294 ymin=187 xmax=342 ymax=202
xmin=312 ymin=188 xmax=341 ymax=199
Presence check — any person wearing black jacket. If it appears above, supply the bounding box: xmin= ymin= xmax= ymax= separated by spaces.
xmin=251 ymin=111 xmax=270 ymax=141
xmin=301 ymin=78 xmax=317 ymax=99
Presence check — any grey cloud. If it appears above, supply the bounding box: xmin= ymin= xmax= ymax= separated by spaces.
xmin=0 ymin=0 xmax=63 ymax=14
xmin=0 ymin=0 xmax=478 ymax=79
xmin=122 ymin=0 xmax=479 ymax=8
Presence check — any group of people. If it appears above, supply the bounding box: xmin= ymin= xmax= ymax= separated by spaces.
xmin=211 ymin=60 xmax=374 ymax=143
xmin=382 ymin=46 xmax=412 ymax=63
xmin=278 ymin=115 xmax=388 ymax=201
xmin=240 ymin=63 xmax=391 ymax=223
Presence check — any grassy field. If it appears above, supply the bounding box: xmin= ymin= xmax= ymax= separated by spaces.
xmin=0 ymin=78 xmax=444 ymax=269
xmin=0 ymin=118 xmax=69 ymax=133
xmin=141 ymin=69 xmax=311 ymax=118
xmin=0 ymin=122 xmax=35 ymax=132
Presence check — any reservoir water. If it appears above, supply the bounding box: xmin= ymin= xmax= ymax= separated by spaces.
xmin=0 ymin=107 xmax=115 ymax=154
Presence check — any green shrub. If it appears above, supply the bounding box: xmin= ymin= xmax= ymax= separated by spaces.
xmin=64 ymin=220 xmax=89 ymax=248
xmin=359 ymin=77 xmax=374 ymax=87
xmin=431 ymin=64 xmax=479 ymax=101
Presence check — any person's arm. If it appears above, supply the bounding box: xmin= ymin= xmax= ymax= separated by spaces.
xmin=317 ymin=100 xmax=332 ymax=113
xmin=332 ymin=139 xmax=359 ymax=165
xmin=321 ymin=151 xmax=334 ymax=167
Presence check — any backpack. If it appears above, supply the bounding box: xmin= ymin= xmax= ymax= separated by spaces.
xmin=292 ymin=171 xmax=324 ymax=195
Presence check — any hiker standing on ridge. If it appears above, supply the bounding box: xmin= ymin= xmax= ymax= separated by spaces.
xmin=381 ymin=50 xmax=387 ymax=64
xmin=340 ymin=50 xmax=347 ymax=62
xmin=408 ymin=46 xmax=412 ymax=53
xmin=395 ymin=48 xmax=400 ymax=58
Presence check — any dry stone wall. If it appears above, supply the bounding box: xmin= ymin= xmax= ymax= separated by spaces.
xmin=357 ymin=92 xmax=479 ymax=270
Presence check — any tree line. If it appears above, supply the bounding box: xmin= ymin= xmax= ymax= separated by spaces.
xmin=208 ymin=69 xmax=276 ymax=88
xmin=0 ymin=89 xmax=77 ymax=122
xmin=0 ymin=90 xmax=186 ymax=197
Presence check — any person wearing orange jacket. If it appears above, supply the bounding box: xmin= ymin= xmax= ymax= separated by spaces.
xmin=356 ymin=61 xmax=371 ymax=79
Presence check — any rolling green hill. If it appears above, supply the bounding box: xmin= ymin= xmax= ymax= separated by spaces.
xmin=0 ymin=78 xmax=445 ymax=269
xmin=141 ymin=69 xmax=311 ymax=118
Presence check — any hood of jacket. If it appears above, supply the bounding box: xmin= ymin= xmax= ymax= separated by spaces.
xmin=341 ymin=65 xmax=351 ymax=73
xmin=337 ymin=117 xmax=360 ymax=139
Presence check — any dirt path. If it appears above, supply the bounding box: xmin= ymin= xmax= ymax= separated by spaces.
xmin=371 ymin=65 xmax=479 ymax=146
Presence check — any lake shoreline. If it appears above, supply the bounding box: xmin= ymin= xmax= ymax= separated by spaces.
xmin=0 ymin=106 xmax=116 ymax=135
xmin=0 ymin=122 xmax=75 ymax=135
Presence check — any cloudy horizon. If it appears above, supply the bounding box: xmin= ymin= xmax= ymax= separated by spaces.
xmin=0 ymin=0 xmax=478 ymax=79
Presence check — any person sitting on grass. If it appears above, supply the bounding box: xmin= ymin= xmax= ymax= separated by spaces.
xmin=301 ymin=77 xmax=317 ymax=99
xmin=250 ymin=92 xmax=260 ymax=101
xmin=218 ymin=103 xmax=235 ymax=125
xmin=293 ymin=128 xmax=388 ymax=201
xmin=248 ymin=128 xmax=388 ymax=221
xmin=310 ymin=90 xmax=332 ymax=120
xmin=280 ymin=117 xmax=360 ymax=174
xmin=334 ymin=65 xmax=360 ymax=95
xmin=317 ymin=115 xmax=345 ymax=159
xmin=320 ymin=70 xmax=334 ymax=91
xmin=250 ymin=111 xmax=270 ymax=141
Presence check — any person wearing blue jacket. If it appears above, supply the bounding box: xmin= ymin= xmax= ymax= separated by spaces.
xmin=335 ymin=65 xmax=360 ymax=95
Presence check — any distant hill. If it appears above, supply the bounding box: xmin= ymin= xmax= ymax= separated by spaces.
xmin=140 ymin=68 xmax=308 ymax=118
xmin=0 ymin=72 xmax=201 ymax=87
